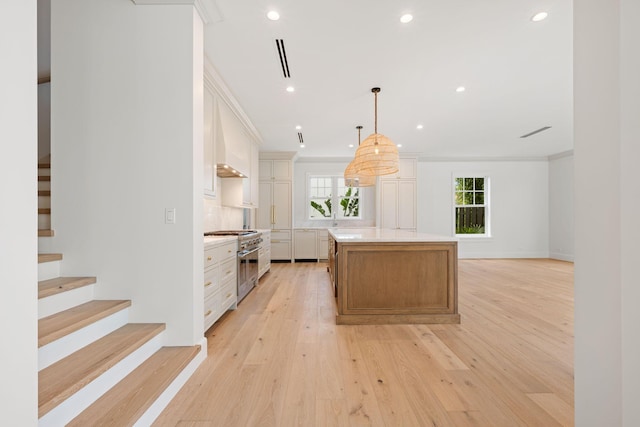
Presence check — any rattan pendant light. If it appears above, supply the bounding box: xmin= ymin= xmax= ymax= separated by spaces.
xmin=353 ymin=87 xmax=399 ymax=176
xmin=345 ymin=126 xmax=376 ymax=187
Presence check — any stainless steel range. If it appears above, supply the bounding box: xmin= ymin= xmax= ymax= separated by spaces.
xmin=205 ymin=230 xmax=262 ymax=302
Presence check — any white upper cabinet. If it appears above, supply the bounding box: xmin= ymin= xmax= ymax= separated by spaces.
xmin=259 ymin=159 xmax=291 ymax=180
xmin=381 ymin=158 xmax=417 ymax=180
xmin=203 ymin=85 xmax=216 ymax=197
xmin=378 ymin=157 xmax=417 ymax=230
xmin=241 ymin=141 xmax=259 ymax=207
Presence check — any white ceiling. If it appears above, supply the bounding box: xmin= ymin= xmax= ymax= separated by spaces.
xmin=204 ymin=0 xmax=573 ymax=159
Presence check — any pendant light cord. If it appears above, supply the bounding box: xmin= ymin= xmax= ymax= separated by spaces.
xmin=374 ymin=91 xmax=378 ymax=134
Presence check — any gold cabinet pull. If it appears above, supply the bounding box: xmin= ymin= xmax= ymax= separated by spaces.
xmin=226 ymin=270 xmax=231 ymax=275
xmin=226 ymin=293 xmax=232 ymax=298
xmin=207 ymin=256 xmax=212 ymax=261
xmin=204 ymin=281 xmax=212 ymax=287
xmin=205 ymin=310 xmax=212 ymax=317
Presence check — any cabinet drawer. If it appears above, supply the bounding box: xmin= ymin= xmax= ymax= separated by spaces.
xmin=220 ymin=279 xmax=237 ymax=311
xmin=204 ymin=265 xmax=220 ymax=298
xmin=204 ymin=290 xmax=221 ymax=330
xmin=261 ymin=233 xmax=271 ymax=247
xmin=271 ymin=230 xmax=291 ymax=241
xmin=216 ymin=241 xmax=237 ymax=262
xmin=220 ymin=258 xmax=236 ymax=283
xmin=204 ymin=247 xmax=217 ymax=269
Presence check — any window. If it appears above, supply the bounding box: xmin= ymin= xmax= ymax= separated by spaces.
xmin=308 ymin=175 xmax=361 ymax=220
xmin=454 ymin=176 xmax=489 ymax=236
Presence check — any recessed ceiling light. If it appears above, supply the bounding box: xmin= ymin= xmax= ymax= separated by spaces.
xmin=286 ymin=86 xmax=295 ymax=93
xmin=400 ymin=14 xmax=413 ymax=24
xmin=531 ymin=12 xmax=548 ymax=22
xmin=295 ymin=125 xmax=301 ymax=130
xmin=416 ymin=124 xmax=424 ymax=130
xmin=397 ymin=144 xmax=403 ymax=148
xmin=267 ymin=11 xmax=280 ymax=21
xmin=348 ymin=144 xmax=354 ymax=148
xmin=299 ymin=144 xmax=305 ymax=148
xmin=456 ymin=86 xmax=466 ymax=93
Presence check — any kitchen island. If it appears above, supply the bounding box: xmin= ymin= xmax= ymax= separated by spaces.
xmin=328 ymin=228 xmax=460 ymax=325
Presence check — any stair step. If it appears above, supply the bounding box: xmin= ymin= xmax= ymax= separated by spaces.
xmin=38 ymin=175 xmax=51 ymax=182
xmin=38 ymin=208 xmax=51 ymax=215
xmin=39 ymin=300 xmax=131 ymax=347
xmin=38 ymin=229 xmax=55 ymax=237
xmin=38 ymin=156 xmax=51 ymax=168
xmin=38 ymin=323 xmax=166 ymax=418
xmin=39 ymin=253 xmax=62 ymax=263
xmin=39 ymin=190 xmax=51 ymax=196
xmin=39 ymin=277 xmax=97 ymax=300
xmin=68 ymin=345 xmax=201 ymax=426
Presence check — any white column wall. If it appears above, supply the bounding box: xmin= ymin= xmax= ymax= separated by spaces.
xmin=0 ymin=1 xmax=38 ymax=424
xmin=620 ymin=1 xmax=640 ymax=424
xmin=548 ymin=152 xmax=574 ymax=261
xmin=51 ymin=0 xmax=204 ymax=344
xmin=574 ymin=0 xmax=640 ymax=424
xmin=417 ymin=160 xmax=549 ymax=258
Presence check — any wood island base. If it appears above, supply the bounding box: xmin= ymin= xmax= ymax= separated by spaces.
xmin=329 ymin=229 xmax=460 ymax=326
xmin=336 ymin=313 xmax=461 ymax=325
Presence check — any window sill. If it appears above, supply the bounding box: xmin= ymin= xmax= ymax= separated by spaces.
xmin=455 ymin=234 xmax=492 ymax=241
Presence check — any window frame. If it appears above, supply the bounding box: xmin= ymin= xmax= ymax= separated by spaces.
xmin=307 ymin=174 xmax=363 ymax=220
xmin=452 ymin=174 xmax=491 ymax=238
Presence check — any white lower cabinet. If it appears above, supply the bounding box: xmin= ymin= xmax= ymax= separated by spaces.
xmin=271 ymin=230 xmax=291 ymax=261
xmin=258 ymin=230 xmax=271 ymax=279
xmin=204 ymin=239 xmax=238 ymax=332
xmin=317 ymin=229 xmax=329 ymax=261
xmin=294 ymin=229 xmax=317 ymax=260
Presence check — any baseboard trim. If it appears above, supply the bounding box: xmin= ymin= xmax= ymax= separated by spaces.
xmin=549 ymin=252 xmax=574 ymax=262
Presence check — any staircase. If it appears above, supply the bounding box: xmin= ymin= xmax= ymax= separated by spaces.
xmin=37 ymin=163 xmax=202 ymax=426
xmin=38 ymin=156 xmax=54 ymax=237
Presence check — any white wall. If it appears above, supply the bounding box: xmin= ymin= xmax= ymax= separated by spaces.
xmin=620 ymin=2 xmax=640 ymax=424
xmin=574 ymin=1 xmax=640 ymax=424
xmin=0 ymin=1 xmax=38 ymax=424
xmin=51 ymin=0 xmax=204 ymax=344
xmin=418 ymin=160 xmax=549 ymax=258
xmin=548 ymin=152 xmax=574 ymax=261
xmin=293 ymin=159 xmax=376 ymax=228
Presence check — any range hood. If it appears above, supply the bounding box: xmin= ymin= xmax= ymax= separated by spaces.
xmin=216 ymin=163 xmax=246 ymax=178
xmin=215 ymin=97 xmax=250 ymax=179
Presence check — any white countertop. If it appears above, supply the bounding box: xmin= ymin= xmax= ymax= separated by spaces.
xmin=204 ymin=235 xmax=237 ymax=248
xmin=328 ymin=228 xmax=458 ymax=243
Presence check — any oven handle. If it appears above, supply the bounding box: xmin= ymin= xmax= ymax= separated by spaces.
xmin=238 ymin=247 xmax=259 ymax=258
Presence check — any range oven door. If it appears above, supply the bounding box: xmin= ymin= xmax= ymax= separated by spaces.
xmin=237 ymin=247 xmax=259 ymax=302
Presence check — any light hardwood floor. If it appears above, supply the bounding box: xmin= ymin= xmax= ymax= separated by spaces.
xmin=155 ymin=259 xmax=574 ymax=427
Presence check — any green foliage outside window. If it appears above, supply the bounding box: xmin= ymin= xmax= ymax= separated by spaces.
xmin=455 ymin=177 xmax=486 ymax=234
xmin=310 ymin=187 xmax=359 ymax=218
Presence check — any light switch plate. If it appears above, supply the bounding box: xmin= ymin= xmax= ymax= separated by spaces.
xmin=165 ymin=208 xmax=176 ymax=224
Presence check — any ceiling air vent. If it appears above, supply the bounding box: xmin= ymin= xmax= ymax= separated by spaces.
xmin=298 ymin=132 xmax=304 ymax=143
xmin=520 ymin=126 xmax=552 ymax=138
xmin=275 ymin=39 xmax=291 ymax=78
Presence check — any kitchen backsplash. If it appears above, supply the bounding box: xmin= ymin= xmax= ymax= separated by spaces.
xmin=203 ymin=197 xmax=243 ymax=231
